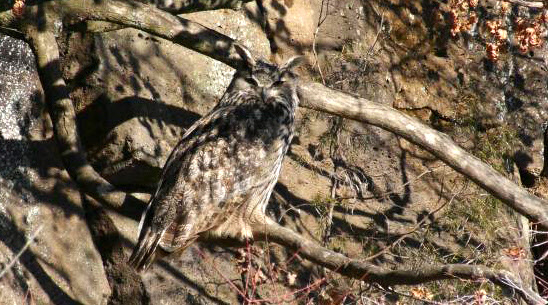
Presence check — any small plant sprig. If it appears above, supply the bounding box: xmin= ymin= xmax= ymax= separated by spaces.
xmin=449 ymin=0 xmax=479 ymax=37
xmin=447 ymin=0 xmax=548 ymax=61
xmin=12 ymin=0 xmax=26 ymax=18
xmin=514 ymin=12 xmax=548 ymax=54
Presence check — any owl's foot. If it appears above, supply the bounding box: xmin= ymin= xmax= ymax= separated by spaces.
xmin=208 ymin=212 xmax=273 ymax=241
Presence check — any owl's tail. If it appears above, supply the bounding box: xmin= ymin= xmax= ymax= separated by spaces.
xmin=128 ymin=225 xmax=164 ymax=271
xmin=129 ymin=199 xmax=200 ymax=271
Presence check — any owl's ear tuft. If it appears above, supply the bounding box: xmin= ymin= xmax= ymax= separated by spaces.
xmin=281 ymin=56 xmax=304 ymax=71
xmin=234 ymin=43 xmax=256 ymax=69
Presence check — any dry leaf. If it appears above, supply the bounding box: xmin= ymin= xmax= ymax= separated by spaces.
xmin=474 ymin=289 xmax=487 ymax=305
xmin=503 ymin=246 xmax=525 ymax=260
xmin=410 ymin=287 xmax=434 ymax=300
xmin=287 ymin=272 xmax=297 ymax=286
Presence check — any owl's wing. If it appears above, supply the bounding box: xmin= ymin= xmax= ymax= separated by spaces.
xmin=129 ymin=104 xmax=268 ymax=270
xmin=128 ymin=108 xmax=227 ymax=271
xmin=127 ymin=168 xmax=186 ymax=270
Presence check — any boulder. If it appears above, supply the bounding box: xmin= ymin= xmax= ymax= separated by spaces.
xmin=73 ymin=2 xmax=271 ymax=188
xmin=0 ymin=34 xmax=110 ymax=305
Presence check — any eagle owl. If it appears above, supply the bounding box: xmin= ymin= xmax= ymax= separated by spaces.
xmin=129 ymin=45 xmax=302 ymax=270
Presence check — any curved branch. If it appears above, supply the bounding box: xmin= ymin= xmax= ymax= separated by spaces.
xmin=81 ymin=0 xmax=254 ymax=33
xmin=57 ymin=0 xmax=248 ymax=70
xmin=298 ymin=83 xmax=548 ymax=228
xmin=1 ymin=0 xmax=247 ymax=68
xmin=23 ymin=22 xmax=143 ymax=217
xmin=55 ymin=0 xmax=548 ymax=228
xmin=143 ymin=0 xmax=254 ymax=14
xmin=247 ymin=221 xmax=545 ymax=305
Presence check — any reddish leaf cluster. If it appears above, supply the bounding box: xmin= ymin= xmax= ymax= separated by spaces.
xmin=409 ymin=287 xmax=434 ymax=300
xmin=484 ymin=4 xmax=548 ymax=61
xmin=12 ymin=0 xmax=25 ymax=18
xmin=486 ymin=42 xmax=501 ymax=61
xmin=514 ymin=15 xmax=546 ymax=54
xmin=447 ymin=0 xmax=548 ymax=61
xmin=485 ymin=19 xmax=507 ymax=61
xmin=503 ymin=246 xmax=526 ymax=260
xmin=449 ymin=0 xmax=479 ymax=37
xmin=487 ymin=20 xmax=508 ymax=40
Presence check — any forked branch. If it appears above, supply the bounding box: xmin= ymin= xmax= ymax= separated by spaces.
xmin=23 ymin=22 xmax=143 ymax=217
xmin=249 ymin=221 xmax=545 ymax=305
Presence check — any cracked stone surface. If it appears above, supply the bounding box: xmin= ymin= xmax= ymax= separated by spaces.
xmin=0 ymin=34 xmax=110 ymax=305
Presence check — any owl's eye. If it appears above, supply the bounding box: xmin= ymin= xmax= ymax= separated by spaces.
xmin=245 ymin=77 xmax=259 ymax=86
xmin=272 ymin=80 xmax=285 ymax=87
xmin=279 ymin=71 xmax=294 ymax=83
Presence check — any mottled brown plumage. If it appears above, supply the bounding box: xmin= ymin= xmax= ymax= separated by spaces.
xmin=129 ymin=45 xmax=302 ymax=271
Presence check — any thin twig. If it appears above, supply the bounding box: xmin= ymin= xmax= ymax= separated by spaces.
xmin=323 ymin=117 xmax=343 ymax=244
xmin=505 ymin=0 xmax=544 ymax=8
xmin=277 ymin=203 xmax=321 ymax=222
xmin=322 ymin=179 xmax=337 ymax=245
xmin=312 ymin=0 xmax=329 ymax=84
xmin=244 ymin=240 xmax=252 ymax=304
xmin=0 ymin=225 xmax=43 ymax=279
xmin=364 ymin=6 xmax=385 ymax=66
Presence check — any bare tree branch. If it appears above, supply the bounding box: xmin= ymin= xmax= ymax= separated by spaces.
xmin=81 ymin=0 xmax=253 ymax=33
xmin=298 ymin=83 xmax=548 ymax=229
xmin=23 ymin=21 xmax=143 ymax=217
xmin=53 ymin=0 xmax=248 ymax=70
xmin=247 ymin=220 xmax=546 ymax=305
xmin=141 ymin=0 xmax=254 ymax=14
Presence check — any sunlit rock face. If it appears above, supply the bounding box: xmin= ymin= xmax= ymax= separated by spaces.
xmin=0 ymin=34 xmax=110 ymax=305
xmin=70 ymin=3 xmax=272 ymax=189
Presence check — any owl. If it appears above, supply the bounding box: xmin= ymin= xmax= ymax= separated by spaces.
xmin=129 ymin=44 xmax=302 ymax=271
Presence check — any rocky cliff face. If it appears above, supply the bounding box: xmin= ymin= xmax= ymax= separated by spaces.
xmin=71 ymin=4 xmax=271 ymax=190
xmin=0 ymin=34 xmax=110 ymax=305
xmin=1 ymin=0 xmax=547 ymax=303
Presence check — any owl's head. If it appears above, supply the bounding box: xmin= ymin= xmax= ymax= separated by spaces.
xmin=227 ymin=44 xmax=303 ymax=105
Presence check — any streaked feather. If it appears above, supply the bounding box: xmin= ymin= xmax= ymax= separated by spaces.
xmin=129 ymin=49 xmax=300 ymax=271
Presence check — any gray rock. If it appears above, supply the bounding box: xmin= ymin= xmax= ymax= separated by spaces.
xmin=0 ymin=34 xmax=110 ymax=304
xmin=75 ymin=3 xmax=271 ymax=189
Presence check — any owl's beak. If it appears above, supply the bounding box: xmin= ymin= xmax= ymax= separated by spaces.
xmin=260 ymin=87 xmax=267 ymax=101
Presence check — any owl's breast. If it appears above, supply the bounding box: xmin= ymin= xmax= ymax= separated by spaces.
xmin=168 ymin=98 xmax=295 ymax=196
xmin=236 ymin=101 xmax=295 ymax=147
